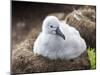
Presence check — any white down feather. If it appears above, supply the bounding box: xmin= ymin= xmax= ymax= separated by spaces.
xmin=33 ymin=16 xmax=86 ymax=60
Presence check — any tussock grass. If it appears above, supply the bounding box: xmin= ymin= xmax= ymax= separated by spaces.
xmin=87 ymin=47 xmax=96 ymax=69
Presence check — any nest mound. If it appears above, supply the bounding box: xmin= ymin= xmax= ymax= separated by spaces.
xmin=12 ymin=29 xmax=90 ymax=74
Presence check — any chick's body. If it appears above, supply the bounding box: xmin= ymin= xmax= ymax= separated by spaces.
xmin=33 ymin=16 xmax=86 ymax=60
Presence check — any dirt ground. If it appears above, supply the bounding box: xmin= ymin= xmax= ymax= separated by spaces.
xmin=11 ymin=1 xmax=96 ymax=74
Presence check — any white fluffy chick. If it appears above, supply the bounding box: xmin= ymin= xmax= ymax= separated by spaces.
xmin=33 ymin=16 xmax=86 ymax=60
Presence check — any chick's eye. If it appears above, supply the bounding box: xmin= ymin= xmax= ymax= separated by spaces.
xmin=50 ymin=25 xmax=53 ymax=28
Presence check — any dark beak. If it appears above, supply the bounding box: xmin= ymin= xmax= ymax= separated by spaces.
xmin=56 ymin=27 xmax=65 ymax=40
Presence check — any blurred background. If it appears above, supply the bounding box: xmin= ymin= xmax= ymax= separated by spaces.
xmin=12 ymin=1 xmax=80 ymax=48
xmin=12 ymin=1 xmax=96 ymax=49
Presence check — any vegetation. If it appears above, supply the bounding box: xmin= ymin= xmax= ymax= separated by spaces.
xmin=87 ymin=47 xmax=96 ymax=69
